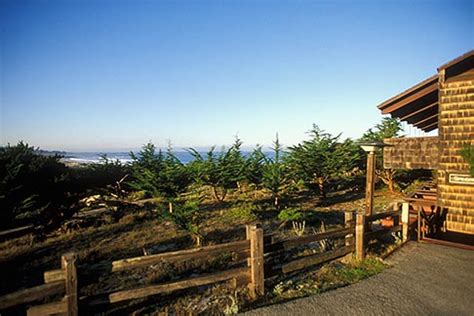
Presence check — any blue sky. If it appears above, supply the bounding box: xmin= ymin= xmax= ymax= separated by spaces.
xmin=0 ymin=0 xmax=472 ymax=151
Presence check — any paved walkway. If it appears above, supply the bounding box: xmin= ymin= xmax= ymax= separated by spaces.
xmin=243 ymin=242 xmax=474 ymax=316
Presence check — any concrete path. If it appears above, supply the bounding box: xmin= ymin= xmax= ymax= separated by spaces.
xmin=243 ymin=242 xmax=474 ymax=316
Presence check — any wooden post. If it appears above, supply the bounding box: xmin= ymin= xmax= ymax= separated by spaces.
xmin=422 ymin=218 xmax=426 ymax=239
xmin=365 ymin=151 xmax=376 ymax=217
xmin=355 ymin=213 xmax=365 ymax=261
xmin=247 ymin=224 xmax=264 ymax=299
xmin=401 ymin=202 xmax=409 ymax=242
xmin=344 ymin=211 xmax=354 ymax=246
xmin=417 ymin=208 xmax=421 ymax=242
xmin=393 ymin=202 xmax=400 ymax=227
xmin=61 ymin=253 xmax=78 ymax=316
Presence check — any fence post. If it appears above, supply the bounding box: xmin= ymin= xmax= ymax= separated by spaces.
xmin=392 ymin=202 xmax=400 ymax=227
xmin=344 ymin=211 xmax=354 ymax=247
xmin=247 ymin=224 xmax=264 ymax=299
xmin=355 ymin=213 xmax=365 ymax=261
xmin=61 ymin=253 xmax=78 ymax=316
xmin=417 ymin=208 xmax=421 ymax=242
xmin=401 ymin=202 xmax=409 ymax=242
xmin=422 ymin=218 xmax=426 ymax=239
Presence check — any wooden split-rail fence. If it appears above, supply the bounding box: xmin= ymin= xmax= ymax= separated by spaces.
xmin=0 ymin=206 xmax=410 ymax=315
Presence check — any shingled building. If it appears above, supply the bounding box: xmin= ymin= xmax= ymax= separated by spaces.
xmin=377 ymin=50 xmax=474 ymax=235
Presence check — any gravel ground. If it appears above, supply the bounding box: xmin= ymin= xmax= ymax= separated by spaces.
xmin=243 ymin=242 xmax=474 ymax=316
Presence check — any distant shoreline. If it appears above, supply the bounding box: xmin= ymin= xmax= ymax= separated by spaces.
xmin=59 ymin=150 xmax=273 ymax=167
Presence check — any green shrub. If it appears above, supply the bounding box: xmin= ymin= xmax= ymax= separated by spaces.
xmin=128 ymin=142 xmax=191 ymax=199
xmin=158 ymin=199 xmax=203 ymax=246
xmin=277 ymin=207 xmax=303 ymax=221
xmin=225 ymin=202 xmax=257 ymax=222
xmin=0 ymin=142 xmax=70 ymax=228
xmin=287 ymin=125 xmax=361 ymax=199
xmin=334 ymin=258 xmax=386 ymax=283
xmin=278 ymin=207 xmax=306 ymax=236
xmin=460 ymin=144 xmax=474 ymax=176
xmin=262 ymin=135 xmax=289 ymax=209
xmin=244 ymin=146 xmax=266 ymax=189
xmin=188 ymin=137 xmax=246 ymax=202
xmin=68 ymin=154 xmax=130 ymax=197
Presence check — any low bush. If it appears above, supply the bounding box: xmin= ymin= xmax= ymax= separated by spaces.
xmin=224 ymin=202 xmax=257 ymax=223
xmin=68 ymin=155 xmax=130 ymax=197
xmin=278 ymin=207 xmax=306 ymax=236
xmin=158 ymin=198 xmax=203 ymax=246
xmin=128 ymin=143 xmax=191 ymax=199
xmin=0 ymin=142 xmax=71 ymax=229
xmin=460 ymin=144 xmax=474 ymax=176
xmin=332 ymin=258 xmax=386 ymax=283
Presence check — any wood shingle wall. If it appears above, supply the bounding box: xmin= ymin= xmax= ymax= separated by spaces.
xmin=383 ymin=137 xmax=439 ymax=170
xmin=438 ymin=71 xmax=474 ymax=234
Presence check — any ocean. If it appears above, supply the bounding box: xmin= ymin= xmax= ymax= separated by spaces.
xmin=62 ymin=150 xmax=270 ymax=165
xmin=63 ymin=151 xmax=199 ymax=164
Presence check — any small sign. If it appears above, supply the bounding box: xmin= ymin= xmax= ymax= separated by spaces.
xmin=449 ymin=173 xmax=474 ymax=185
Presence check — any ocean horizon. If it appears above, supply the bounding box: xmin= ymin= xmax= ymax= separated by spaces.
xmin=62 ymin=150 xmax=273 ymax=164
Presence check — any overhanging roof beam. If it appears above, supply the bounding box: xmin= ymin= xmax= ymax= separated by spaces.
xmin=425 ymin=124 xmax=438 ymax=132
xmin=381 ymin=83 xmax=438 ymax=114
xmin=399 ymin=101 xmax=438 ymax=121
xmin=413 ymin=113 xmax=439 ymax=128
xmin=416 ymin=116 xmax=438 ymax=130
xmin=421 ymin=121 xmax=438 ymax=132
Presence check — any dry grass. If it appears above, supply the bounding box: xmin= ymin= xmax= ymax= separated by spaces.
xmin=0 ymin=188 xmax=400 ymax=315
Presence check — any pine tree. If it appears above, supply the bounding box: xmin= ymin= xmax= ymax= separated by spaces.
xmin=287 ymin=125 xmax=360 ymax=199
xmin=128 ymin=142 xmax=191 ymax=209
xmin=188 ymin=137 xmax=246 ymax=202
xmin=262 ymin=135 xmax=288 ymax=209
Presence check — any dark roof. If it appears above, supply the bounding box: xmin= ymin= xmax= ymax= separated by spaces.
xmin=377 ymin=50 xmax=474 ymax=132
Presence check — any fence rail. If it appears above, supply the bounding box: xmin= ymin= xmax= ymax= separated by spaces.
xmin=105 ymin=239 xmax=249 ymax=273
xmin=84 ymin=266 xmax=250 ymax=307
xmin=0 ymin=225 xmax=34 ymax=242
xmin=0 ymin=253 xmax=78 ymax=316
xmin=355 ymin=202 xmax=410 ymax=260
xmin=0 ymin=208 xmax=412 ymax=315
xmin=264 ymin=226 xmax=354 ymax=253
xmin=0 ymin=282 xmax=64 ymax=310
xmin=281 ymin=244 xmax=355 ymax=274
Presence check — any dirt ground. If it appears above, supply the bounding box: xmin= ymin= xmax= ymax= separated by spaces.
xmin=243 ymin=242 xmax=474 ymax=316
xmin=0 ymin=188 xmax=402 ymax=314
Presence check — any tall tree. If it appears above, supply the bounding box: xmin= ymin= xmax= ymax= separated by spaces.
xmin=188 ymin=137 xmax=246 ymax=202
xmin=245 ymin=145 xmax=266 ymax=189
xmin=287 ymin=125 xmax=360 ymax=199
xmin=262 ymin=135 xmax=288 ymax=209
xmin=128 ymin=142 xmax=191 ymax=209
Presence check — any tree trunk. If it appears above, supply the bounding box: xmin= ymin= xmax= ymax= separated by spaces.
xmin=237 ymin=181 xmax=244 ymax=194
xmin=212 ymin=186 xmax=220 ymax=201
xmin=376 ymin=169 xmax=397 ymax=193
xmin=193 ymin=234 xmax=202 ymax=247
xmin=317 ymin=177 xmax=326 ymax=199
xmin=168 ymin=201 xmax=173 ymax=213
xmin=387 ymin=178 xmax=395 ymax=193
xmin=220 ymin=189 xmax=227 ymax=202
xmin=212 ymin=186 xmax=227 ymax=202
